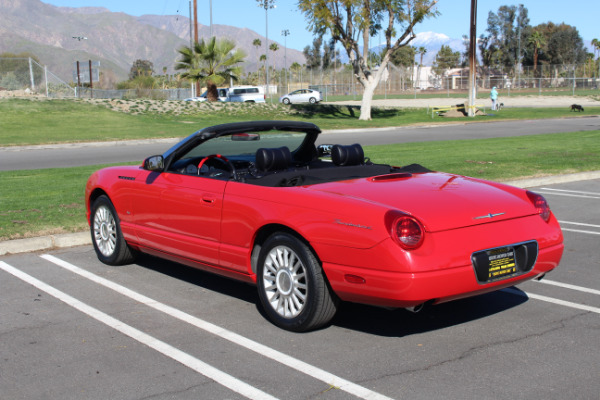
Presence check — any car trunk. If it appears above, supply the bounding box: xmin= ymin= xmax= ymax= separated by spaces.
xmin=305 ymin=172 xmax=536 ymax=232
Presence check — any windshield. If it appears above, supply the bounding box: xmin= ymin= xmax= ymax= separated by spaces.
xmin=177 ymin=131 xmax=307 ymax=161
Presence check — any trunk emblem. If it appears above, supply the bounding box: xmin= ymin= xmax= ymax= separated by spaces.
xmin=474 ymin=212 xmax=505 ymax=220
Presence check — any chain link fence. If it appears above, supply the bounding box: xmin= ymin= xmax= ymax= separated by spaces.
xmin=0 ymin=57 xmax=76 ymax=98
xmin=266 ymin=61 xmax=600 ymax=100
xmin=2 ymin=56 xmax=598 ymax=101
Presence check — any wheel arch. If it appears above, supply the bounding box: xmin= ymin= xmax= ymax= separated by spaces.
xmin=87 ymin=188 xmax=109 ymax=223
xmin=250 ymin=223 xmax=316 ymax=275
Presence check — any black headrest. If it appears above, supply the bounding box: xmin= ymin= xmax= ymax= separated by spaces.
xmin=255 ymin=147 xmax=292 ymax=172
xmin=331 ymin=144 xmax=364 ymax=166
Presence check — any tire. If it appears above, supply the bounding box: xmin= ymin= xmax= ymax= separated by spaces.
xmin=90 ymin=195 xmax=136 ymax=266
xmin=256 ymin=232 xmax=338 ymax=331
xmin=309 ymin=97 xmax=317 ymax=104
xmin=282 ymin=98 xmax=291 ymax=105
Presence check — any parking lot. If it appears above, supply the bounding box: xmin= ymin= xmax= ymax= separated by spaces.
xmin=1 ymin=179 xmax=598 ymax=399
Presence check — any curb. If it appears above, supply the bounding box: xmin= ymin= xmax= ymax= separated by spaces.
xmin=0 ymin=232 xmax=90 ymax=256
xmin=1 ymin=170 xmax=600 ymax=256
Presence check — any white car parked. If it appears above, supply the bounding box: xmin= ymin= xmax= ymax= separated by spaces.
xmin=184 ymin=88 xmax=229 ymax=102
xmin=226 ymin=86 xmax=265 ymax=103
xmin=279 ymin=89 xmax=321 ymax=105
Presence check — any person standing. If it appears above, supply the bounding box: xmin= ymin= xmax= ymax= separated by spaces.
xmin=490 ymin=87 xmax=498 ymax=111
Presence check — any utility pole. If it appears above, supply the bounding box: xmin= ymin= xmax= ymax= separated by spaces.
xmin=193 ymin=0 xmax=198 ymax=43
xmin=209 ymin=0 xmax=213 ymax=37
xmin=257 ymin=0 xmax=276 ymax=103
xmin=282 ymin=29 xmax=289 ymax=93
xmin=468 ymin=0 xmax=477 ymax=117
xmin=193 ymin=0 xmax=199 ymax=96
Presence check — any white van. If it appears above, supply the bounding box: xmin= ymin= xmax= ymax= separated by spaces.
xmin=226 ymin=86 xmax=265 ymax=103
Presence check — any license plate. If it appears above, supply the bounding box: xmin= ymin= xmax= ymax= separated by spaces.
xmin=472 ymin=246 xmax=521 ymax=283
xmin=486 ymin=247 xmax=517 ymax=281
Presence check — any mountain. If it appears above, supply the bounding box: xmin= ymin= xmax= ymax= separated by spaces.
xmin=410 ymin=32 xmax=464 ymax=64
xmin=0 ymin=0 xmax=305 ymax=83
xmin=337 ymin=31 xmax=464 ymax=65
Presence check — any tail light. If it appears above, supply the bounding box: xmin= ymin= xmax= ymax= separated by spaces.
xmin=527 ymin=191 xmax=551 ymax=222
xmin=385 ymin=211 xmax=425 ymax=250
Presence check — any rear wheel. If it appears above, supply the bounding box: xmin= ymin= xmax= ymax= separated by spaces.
xmin=309 ymin=97 xmax=317 ymax=104
xmin=91 ymin=195 xmax=136 ymax=265
xmin=282 ymin=98 xmax=291 ymax=105
xmin=257 ymin=232 xmax=338 ymax=331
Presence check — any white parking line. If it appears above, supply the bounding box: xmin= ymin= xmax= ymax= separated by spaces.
xmin=536 ymin=279 xmax=600 ymax=296
xmin=0 ymin=261 xmax=278 ymax=400
xmin=560 ymin=228 xmax=600 ymax=236
xmin=535 ymin=191 xmax=600 ymax=200
xmin=559 ymin=221 xmax=600 ymax=229
xmin=40 ymin=254 xmax=394 ymax=400
xmin=558 ymin=221 xmax=600 ymax=235
xmin=502 ymin=287 xmax=600 ymax=314
xmin=540 ymin=188 xmax=600 ymax=196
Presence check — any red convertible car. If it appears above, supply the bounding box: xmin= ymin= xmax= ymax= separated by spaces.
xmin=86 ymin=121 xmax=563 ymax=331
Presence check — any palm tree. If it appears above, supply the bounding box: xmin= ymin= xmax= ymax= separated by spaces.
xmin=592 ymin=38 xmax=599 ymax=60
xmin=269 ymin=43 xmax=279 ymax=79
xmin=528 ymin=31 xmax=546 ymax=76
xmin=592 ymin=38 xmax=600 ymax=79
xmin=176 ymin=37 xmax=246 ymax=100
xmin=416 ymin=46 xmax=427 ymax=88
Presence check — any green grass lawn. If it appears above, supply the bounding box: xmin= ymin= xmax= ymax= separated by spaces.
xmin=2 ymin=130 xmax=599 ymax=241
xmin=2 ymin=98 xmax=599 ymax=146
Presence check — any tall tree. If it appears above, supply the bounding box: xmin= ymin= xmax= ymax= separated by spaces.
xmin=527 ymin=30 xmax=546 ymax=75
xmin=129 ymin=59 xmax=154 ymax=80
xmin=303 ymin=37 xmax=323 ymax=70
xmin=298 ymin=0 xmax=438 ymax=120
xmin=592 ymin=38 xmax=600 ymax=60
xmin=483 ymin=4 xmax=530 ymax=72
xmin=175 ymin=37 xmax=246 ymax=101
xmin=544 ymin=23 xmax=586 ymax=65
xmin=390 ymin=46 xmax=416 ymax=68
xmin=322 ymin=38 xmax=340 ymax=70
xmin=253 ymin=38 xmax=262 ymax=69
xmin=432 ymin=45 xmax=460 ymax=76
xmin=416 ymin=46 xmax=427 ymax=87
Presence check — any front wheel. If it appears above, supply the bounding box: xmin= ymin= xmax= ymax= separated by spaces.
xmin=91 ymin=195 xmax=136 ymax=265
xmin=282 ymin=98 xmax=291 ymax=105
xmin=257 ymin=232 xmax=338 ymax=331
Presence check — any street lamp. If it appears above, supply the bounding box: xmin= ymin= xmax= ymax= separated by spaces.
xmin=282 ymin=29 xmax=290 ymax=92
xmin=209 ymin=0 xmax=213 ymax=37
xmin=257 ymin=0 xmax=276 ymax=103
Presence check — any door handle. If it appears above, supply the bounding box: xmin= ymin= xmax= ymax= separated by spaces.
xmin=202 ymin=195 xmax=216 ymax=204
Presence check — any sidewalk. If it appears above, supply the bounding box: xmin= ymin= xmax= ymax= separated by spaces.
xmin=2 ymin=170 xmax=599 ymax=256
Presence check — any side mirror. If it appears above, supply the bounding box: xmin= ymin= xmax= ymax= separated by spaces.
xmin=317 ymin=144 xmax=333 ymax=157
xmin=143 ymin=155 xmax=164 ymax=171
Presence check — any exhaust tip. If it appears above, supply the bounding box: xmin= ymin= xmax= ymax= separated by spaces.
xmin=405 ymin=303 xmax=425 ymax=313
xmin=535 ymin=273 xmax=546 ymax=281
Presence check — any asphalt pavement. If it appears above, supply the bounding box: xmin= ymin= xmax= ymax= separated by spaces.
xmin=1 ymin=179 xmax=598 ymax=399
xmin=1 ymin=116 xmax=599 ymax=171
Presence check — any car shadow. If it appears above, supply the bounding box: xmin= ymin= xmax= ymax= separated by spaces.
xmin=330 ymin=289 xmax=529 ymax=337
xmin=134 ymin=253 xmax=529 ymax=337
xmin=135 ymin=253 xmax=257 ymax=304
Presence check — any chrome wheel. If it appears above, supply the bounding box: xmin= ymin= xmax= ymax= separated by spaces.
xmin=93 ymin=205 xmax=117 ymax=257
xmin=262 ymin=245 xmax=308 ymax=318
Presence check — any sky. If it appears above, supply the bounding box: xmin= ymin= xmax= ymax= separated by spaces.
xmin=41 ymin=0 xmax=597 ymax=51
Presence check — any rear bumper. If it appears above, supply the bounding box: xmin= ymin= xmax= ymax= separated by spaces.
xmin=322 ymin=242 xmax=563 ymax=308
